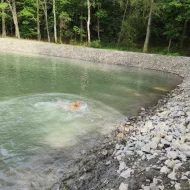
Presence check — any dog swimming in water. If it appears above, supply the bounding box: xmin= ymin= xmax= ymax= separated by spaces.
xmin=58 ymin=101 xmax=82 ymax=109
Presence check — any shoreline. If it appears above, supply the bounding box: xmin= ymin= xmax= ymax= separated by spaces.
xmin=50 ymin=85 xmax=190 ymax=190
xmin=0 ymin=38 xmax=190 ymax=190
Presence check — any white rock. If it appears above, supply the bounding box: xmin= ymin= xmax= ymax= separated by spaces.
xmin=144 ymin=121 xmax=154 ymax=130
xmin=151 ymin=137 xmax=160 ymax=144
xmin=150 ymin=141 xmax=157 ymax=149
xmin=165 ymin=160 xmax=176 ymax=169
xmin=168 ymin=171 xmax=177 ymax=180
xmin=119 ymin=183 xmax=128 ymax=190
xmin=157 ymin=111 xmax=170 ymax=117
xmin=120 ymin=168 xmax=131 ymax=179
xmin=161 ymin=138 xmax=170 ymax=145
xmin=181 ymin=176 xmax=188 ymax=180
xmin=158 ymin=185 xmax=165 ymax=190
xmin=160 ymin=166 xmax=170 ymax=174
xmin=174 ymin=183 xmax=181 ymax=190
xmin=141 ymin=143 xmax=151 ymax=153
xmin=178 ymin=153 xmax=187 ymax=161
xmin=167 ymin=151 xmax=178 ymax=159
xmin=141 ymin=128 xmax=148 ymax=134
xmin=173 ymin=163 xmax=183 ymax=172
xmin=136 ymin=150 xmax=144 ymax=156
xmin=183 ymin=151 xmax=190 ymax=158
xmin=179 ymin=144 xmax=190 ymax=151
xmin=142 ymin=185 xmax=150 ymax=190
xmin=165 ymin=135 xmax=173 ymax=142
xmin=118 ymin=162 xmax=127 ymax=173
xmin=179 ymin=136 xmax=186 ymax=144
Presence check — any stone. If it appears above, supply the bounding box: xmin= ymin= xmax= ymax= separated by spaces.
xmin=174 ymin=183 xmax=181 ymax=190
xmin=117 ymin=133 xmax=124 ymax=140
xmin=118 ymin=162 xmax=127 ymax=173
xmin=151 ymin=137 xmax=160 ymax=144
xmin=141 ymin=143 xmax=151 ymax=153
xmin=183 ymin=151 xmax=190 ymax=158
xmin=165 ymin=135 xmax=173 ymax=142
xmin=167 ymin=151 xmax=178 ymax=159
xmin=144 ymin=121 xmax=154 ymax=130
xmin=178 ymin=153 xmax=187 ymax=161
xmin=116 ymin=154 xmax=124 ymax=161
xmin=119 ymin=183 xmax=128 ymax=190
xmin=142 ymin=185 xmax=150 ymax=190
xmin=118 ymin=125 xmax=125 ymax=133
xmin=150 ymin=141 xmax=157 ymax=149
xmin=125 ymin=126 xmax=130 ymax=133
xmin=165 ymin=160 xmax=176 ymax=169
xmin=120 ymin=168 xmax=131 ymax=179
xmin=157 ymin=111 xmax=170 ymax=117
xmin=105 ymin=161 xmax=111 ymax=165
xmin=160 ymin=166 xmax=170 ymax=174
xmin=173 ymin=163 xmax=183 ymax=171
xmin=168 ymin=172 xmax=177 ymax=180
xmin=101 ymin=149 xmax=108 ymax=156
xmin=116 ymin=144 xmax=121 ymax=150
xmin=161 ymin=139 xmax=170 ymax=146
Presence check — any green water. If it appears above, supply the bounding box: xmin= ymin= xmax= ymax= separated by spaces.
xmin=0 ymin=51 xmax=181 ymax=189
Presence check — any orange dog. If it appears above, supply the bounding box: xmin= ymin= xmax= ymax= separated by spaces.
xmin=68 ymin=101 xmax=82 ymax=108
xmin=58 ymin=101 xmax=82 ymax=109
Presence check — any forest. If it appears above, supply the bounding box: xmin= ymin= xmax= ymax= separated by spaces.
xmin=0 ymin=0 xmax=190 ymax=55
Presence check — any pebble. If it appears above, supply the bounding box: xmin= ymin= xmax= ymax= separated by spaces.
xmin=118 ymin=162 xmax=127 ymax=173
xmin=174 ymin=183 xmax=181 ymax=190
xmin=141 ymin=144 xmax=151 ymax=153
xmin=120 ymin=168 xmax=131 ymax=179
xmin=150 ymin=141 xmax=157 ymax=149
xmin=168 ymin=172 xmax=177 ymax=180
xmin=167 ymin=151 xmax=178 ymax=159
xmin=119 ymin=183 xmax=128 ymax=190
xmin=165 ymin=160 xmax=176 ymax=169
xmin=142 ymin=185 xmax=150 ymax=190
xmin=160 ymin=166 xmax=170 ymax=174
xmin=165 ymin=135 xmax=173 ymax=142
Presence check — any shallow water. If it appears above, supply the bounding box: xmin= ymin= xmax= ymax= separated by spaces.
xmin=0 ymin=51 xmax=182 ymax=189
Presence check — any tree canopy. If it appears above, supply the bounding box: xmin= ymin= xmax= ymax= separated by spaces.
xmin=0 ymin=0 xmax=190 ymax=55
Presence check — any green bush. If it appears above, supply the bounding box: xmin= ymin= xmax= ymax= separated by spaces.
xmin=91 ymin=40 xmax=101 ymax=48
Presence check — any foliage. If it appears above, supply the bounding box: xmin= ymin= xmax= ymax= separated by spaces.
xmin=0 ymin=0 xmax=189 ymax=55
xmin=91 ymin=40 xmax=101 ymax=48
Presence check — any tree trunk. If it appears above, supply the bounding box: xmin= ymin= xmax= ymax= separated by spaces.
xmin=180 ymin=19 xmax=188 ymax=49
xmin=97 ymin=17 xmax=100 ymax=41
xmin=167 ymin=39 xmax=171 ymax=54
xmin=59 ymin=19 xmax=62 ymax=44
xmin=143 ymin=0 xmax=153 ymax=53
xmin=1 ymin=0 xmax=6 ymax=37
xmin=80 ymin=10 xmax=83 ymax=43
xmin=53 ymin=0 xmax=57 ymax=43
xmin=43 ymin=0 xmax=50 ymax=42
xmin=7 ymin=0 xmax=20 ymax=39
xmin=87 ymin=0 xmax=91 ymax=47
xmin=117 ymin=0 xmax=128 ymax=45
xmin=37 ymin=0 xmax=41 ymax=40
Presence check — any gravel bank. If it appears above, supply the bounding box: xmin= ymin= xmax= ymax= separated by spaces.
xmin=0 ymin=38 xmax=190 ymax=190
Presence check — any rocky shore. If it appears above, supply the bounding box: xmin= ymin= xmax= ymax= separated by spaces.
xmin=50 ymin=81 xmax=190 ymax=190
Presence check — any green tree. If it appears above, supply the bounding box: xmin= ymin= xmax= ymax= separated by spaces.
xmin=6 ymin=0 xmax=20 ymax=38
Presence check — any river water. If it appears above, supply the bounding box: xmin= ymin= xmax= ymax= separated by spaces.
xmin=0 ymin=51 xmax=182 ymax=189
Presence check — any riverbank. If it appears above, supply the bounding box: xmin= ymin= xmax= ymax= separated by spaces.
xmin=0 ymin=38 xmax=189 ymax=190
xmin=51 ymin=84 xmax=190 ymax=190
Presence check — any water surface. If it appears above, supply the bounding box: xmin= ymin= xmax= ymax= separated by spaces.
xmin=0 ymin=51 xmax=182 ymax=189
